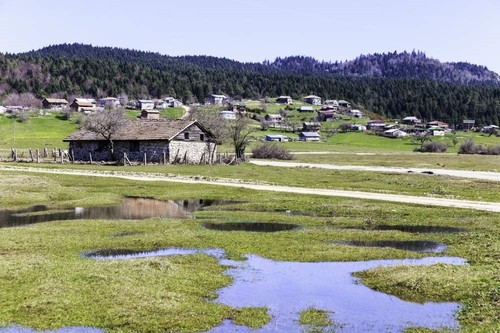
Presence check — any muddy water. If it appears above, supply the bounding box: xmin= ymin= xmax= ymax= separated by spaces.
xmin=0 ymin=198 xmax=229 ymax=227
xmin=334 ymin=240 xmax=448 ymax=253
xmin=84 ymin=247 xmax=465 ymax=332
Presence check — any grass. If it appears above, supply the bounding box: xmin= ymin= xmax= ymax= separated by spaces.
xmin=298 ymin=308 xmax=333 ymax=326
xmin=4 ymin=162 xmax=499 ymax=202
xmin=0 ymin=171 xmax=498 ymax=332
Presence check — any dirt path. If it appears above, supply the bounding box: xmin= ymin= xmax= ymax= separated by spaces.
xmin=249 ymin=160 xmax=500 ymax=182
xmin=1 ymin=166 xmax=499 ymax=213
xmin=180 ymin=105 xmax=191 ymax=120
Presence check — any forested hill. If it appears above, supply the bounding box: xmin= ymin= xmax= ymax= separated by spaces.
xmin=1 ymin=43 xmax=500 ymax=125
xmin=269 ymin=52 xmax=500 ymax=84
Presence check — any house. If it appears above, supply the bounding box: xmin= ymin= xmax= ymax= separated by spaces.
xmin=171 ymin=100 xmax=183 ymax=108
xmin=207 ymin=94 xmax=228 ymax=105
xmin=98 ymin=97 xmax=121 ymax=108
xmin=264 ymin=114 xmax=284 ymax=124
xmin=349 ymin=110 xmax=363 ymax=118
xmin=138 ymin=100 xmax=155 ymax=110
xmin=299 ymin=106 xmax=314 ymax=112
xmin=42 ymin=98 xmax=68 ymax=109
xmin=140 ymin=110 xmax=160 ymax=120
xmin=317 ymin=110 xmax=335 ymax=121
xmin=383 ymin=128 xmax=408 ymax=138
xmin=302 ymin=95 xmax=322 ymax=105
xmin=367 ymin=119 xmax=386 ymax=130
xmin=276 ymin=96 xmax=293 ymax=104
xmin=265 ymin=134 xmax=289 ymax=142
xmin=64 ymin=119 xmax=216 ymax=164
xmin=70 ymin=98 xmax=95 ymax=112
xmin=219 ymin=110 xmax=237 ymax=120
xmin=402 ymin=116 xmax=421 ymax=125
xmin=155 ymin=101 xmax=168 ymax=109
xmin=0 ymin=106 xmax=6 ymax=114
xmin=299 ymin=132 xmax=321 ymax=142
xmin=427 ymin=126 xmax=445 ymax=136
xmin=324 ymin=100 xmax=339 ymax=107
xmin=482 ymin=125 xmax=499 ymax=133
xmin=427 ymin=121 xmax=449 ymax=129
xmin=350 ymin=124 xmax=367 ymax=131
xmin=303 ymin=122 xmax=321 ymax=132
xmin=338 ymin=100 xmax=351 ymax=108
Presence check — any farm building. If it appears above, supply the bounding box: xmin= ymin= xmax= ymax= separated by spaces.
xmin=349 ymin=110 xmax=363 ymax=118
xmin=303 ymin=122 xmax=321 ymax=132
xmin=42 ymin=98 xmax=68 ymax=109
xmin=276 ymin=96 xmax=293 ymax=104
xmin=383 ymin=129 xmax=408 ymax=138
xmin=338 ymin=100 xmax=351 ymax=108
xmin=299 ymin=132 xmax=321 ymax=142
xmin=265 ymin=135 xmax=289 ymax=142
xmin=98 ymin=97 xmax=121 ymax=108
xmin=219 ymin=110 xmax=237 ymax=120
xmin=264 ymin=114 xmax=284 ymax=123
xmin=302 ymin=95 xmax=322 ymax=105
xmin=299 ymin=106 xmax=314 ymax=112
xmin=138 ymin=100 xmax=155 ymax=110
xmin=207 ymin=94 xmax=228 ymax=105
xmin=317 ymin=110 xmax=335 ymax=121
xmin=367 ymin=119 xmax=386 ymax=130
xmin=402 ymin=116 xmax=421 ymax=125
xmin=64 ymin=120 xmax=216 ymax=164
xmin=70 ymin=98 xmax=95 ymax=112
xmin=427 ymin=121 xmax=449 ymax=129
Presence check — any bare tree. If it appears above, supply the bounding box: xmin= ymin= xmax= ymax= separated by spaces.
xmin=189 ymin=106 xmax=229 ymax=144
xmin=118 ymin=92 xmax=129 ymax=107
xmin=228 ymin=116 xmax=255 ymax=161
xmin=82 ymin=107 xmax=127 ymax=160
xmin=4 ymin=92 xmax=41 ymax=108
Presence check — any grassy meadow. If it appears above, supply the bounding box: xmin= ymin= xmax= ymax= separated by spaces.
xmin=0 ymin=170 xmax=498 ymax=332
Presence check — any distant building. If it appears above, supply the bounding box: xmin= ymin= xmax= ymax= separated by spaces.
xmin=299 ymin=132 xmax=321 ymax=142
xmin=140 ymin=109 xmax=160 ymax=120
xmin=349 ymin=110 xmax=363 ymax=118
xmin=303 ymin=122 xmax=321 ymax=132
xmin=155 ymin=101 xmax=168 ymax=109
xmin=98 ymin=97 xmax=121 ymax=108
xmin=338 ymin=100 xmax=351 ymax=108
xmin=427 ymin=121 xmax=449 ymax=129
xmin=427 ymin=127 xmax=445 ymax=136
xmin=302 ymin=95 xmax=322 ymax=105
xmin=138 ymin=100 xmax=155 ymax=110
xmin=265 ymin=134 xmax=289 ymax=142
xmin=207 ymin=94 xmax=228 ymax=105
xmin=70 ymin=98 xmax=95 ymax=112
xmin=299 ymin=106 xmax=314 ymax=112
xmin=324 ymin=100 xmax=339 ymax=107
xmin=317 ymin=110 xmax=335 ymax=121
xmin=264 ymin=114 xmax=284 ymax=124
xmin=219 ymin=110 xmax=237 ymax=120
xmin=384 ymin=128 xmax=408 ymax=138
xmin=276 ymin=96 xmax=293 ymax=104
xmin=402 ymin=116 xmax=421 ymax=125
xmin=42 ymin=98 xmax=68 ymax=109
xmin=367 ymin=119 xmax=386 ymax=130
xmin=0 ymin=106 xmax=7 ymax=114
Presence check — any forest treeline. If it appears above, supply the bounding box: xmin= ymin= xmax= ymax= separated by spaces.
xmin=0 ymin=43 xmax=499 ymax=125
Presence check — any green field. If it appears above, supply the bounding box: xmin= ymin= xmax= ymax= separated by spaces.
xmin=0 ymin=171 xmax=498 ymax=332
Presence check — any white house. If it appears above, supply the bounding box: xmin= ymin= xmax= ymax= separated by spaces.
xmin=384 ymin=129 xmax=408 ymax=138
xmin=302 ymin=95 xmax=322 ymax=105
xmin=402 ymin=116 xmax=421 ymax=125
xmin=138 ymin=100 xmax=155 ymax=110
xmin=155 ymin=101 xmax=168 ymax=109
xmin=98 ymin=97 xmax=121 ymax=108
xmin=219 ymin=110 xmax=237 ymax=120
xmin=265 ymin=134 xmax=289 ymax=142
xmin=208 ymin=94 xmax=228 ymax=105
xmin=349 ymin=110 xmax=363 ymax=118
xmin=276 ymin=96 xmax=293 ymax=104
xmin=299 ymin=132 xmax=321 ymax=141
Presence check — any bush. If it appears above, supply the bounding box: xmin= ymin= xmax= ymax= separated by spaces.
xmin=420 ymin=141 xmax=448 ymax=153
xmin=459 ymin=139 xmax=500 ymax=155
xmin=251 ymin=142 xmax=294 ymax=160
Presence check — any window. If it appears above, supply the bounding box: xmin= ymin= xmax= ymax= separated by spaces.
xmin=184 ymin=132 xmax=190 ymax=140
xmin=130 ymin=141 xmax=140 ymax=152
xmin=200 ymin=134 xmax=204 ymax=141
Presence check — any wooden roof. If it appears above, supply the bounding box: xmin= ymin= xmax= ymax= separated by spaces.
xmin=44 ymin=98 xmax=68 ymax=104
xmin=64 ymin=120 xmax=212 ymax=142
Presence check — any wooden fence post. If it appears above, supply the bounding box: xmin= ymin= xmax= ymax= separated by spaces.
xmin=12 ymin=148 xmax=17 ymax=162
xmin=36 ymin=149 xmax=40 ymax=163
xmin=89 ymin=153 xmax=93 ymax=164
xmin=29 ymin=148 xmax=34 ymax=162
xmin=144 ymin=153 xmax=147 ymax=166
xmin=163 ymin=151 xmax=166 ymax=165
xmin=43 ymin=147 xmax=48 ymax=158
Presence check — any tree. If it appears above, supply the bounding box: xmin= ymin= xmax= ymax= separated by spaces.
xmin=189 ymin=106 xmax=228 ymax=145
xmin=228 ymin=116 xmax=255 ymax=161
xmin=82 ymin=107 xmax=127 ymax=160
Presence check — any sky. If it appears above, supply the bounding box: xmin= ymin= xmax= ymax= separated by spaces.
xmin=1 ymin=0 xmax=499 ymax=73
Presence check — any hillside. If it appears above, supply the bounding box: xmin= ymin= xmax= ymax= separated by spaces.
xmin=1 ymin=43 xmax=500 ymax=125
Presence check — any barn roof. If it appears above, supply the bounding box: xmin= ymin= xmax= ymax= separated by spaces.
xmin=44 ymin=98 xmax=68 ymax=104
xmin=64 ymin=120 xmax=212 ymax=142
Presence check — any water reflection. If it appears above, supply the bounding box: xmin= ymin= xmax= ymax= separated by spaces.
xmin=0 ymin=326 xmax=103 ymax=333
xmin=84 ymin=247 xmax=465 ymax=332
xmin=0 ymin=198 xmax=230 ymax=228
xmin=334 ymin=240 xmax=448 ymax=253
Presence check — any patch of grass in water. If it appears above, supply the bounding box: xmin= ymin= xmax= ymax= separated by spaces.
xmin=229 ymin=307 xmax=270 ymax=328
xmin=299 ymin=308 xmax=333 ymax=327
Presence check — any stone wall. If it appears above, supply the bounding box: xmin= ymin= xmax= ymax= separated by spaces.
xmin=169 ymin=140 xmax=216 ymax=164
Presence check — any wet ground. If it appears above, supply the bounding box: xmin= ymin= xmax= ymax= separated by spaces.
xmin=83 ymin=247 xmax=465 ymax=332
xmin=333 ymin=240 xmax=448 ymax=253
xmin=0 ymin=198 xmax=230 ymax=228
xmin=202 ymin=222 xmax=300 ymax=232
xmin=346 ymin=224 xmax=468 ymax=233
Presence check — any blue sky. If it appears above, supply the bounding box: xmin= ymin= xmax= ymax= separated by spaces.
xmin=1 ymin=0 xmax=499 ymax=73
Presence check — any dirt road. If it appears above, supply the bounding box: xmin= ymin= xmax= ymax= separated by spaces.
xmin=1 ymin=166 xmax=499 ymax=213
xmin=249 ymin=160 xmax=500 ymax=182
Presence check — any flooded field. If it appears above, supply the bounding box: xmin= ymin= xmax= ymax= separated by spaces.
xmin=202 ymin=222 xmax=300 ymax=232
xmin=0 ymin=198 xmax=230 ymax=227
xmin=83 ymin=247 xmax=465 ymax=332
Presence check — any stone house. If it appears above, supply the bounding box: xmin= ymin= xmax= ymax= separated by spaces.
xmin=138 ymin=100 xmax=155 ymax=110
xmin=276 ymin=96 xmax=293 ymax=104
xmin=98 ymin=97 xmax=121 ymax=108
xmin=70 ymin=98 xmax=95 ymax=112
xmin=64 ymin=119 xmax=216 ymax=164
xmin=302 ymin=95 xmax=322 ymax=105
xmin=207 ymin=94 xmax=228 ymax=105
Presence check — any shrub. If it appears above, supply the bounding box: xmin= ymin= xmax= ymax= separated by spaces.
xmin=459 ymin=139 xmax=500 ymax=155
xmin=420 ymin=141 xmax=448 ymax=153
xmin=251 ymin=142 xmax=294 ymax=160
